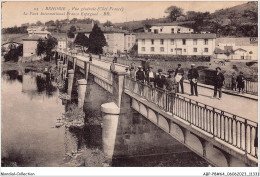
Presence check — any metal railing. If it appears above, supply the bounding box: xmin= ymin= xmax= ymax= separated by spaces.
xmin=225 ymin=78 xmax=258 ymax=95
xmin=124 ymin=76 xmax=258 ymax=158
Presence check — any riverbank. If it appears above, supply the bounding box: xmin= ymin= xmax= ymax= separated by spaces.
xmin=1 ymin=60 xmax=55 ymax=73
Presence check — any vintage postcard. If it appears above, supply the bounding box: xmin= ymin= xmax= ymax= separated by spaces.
xmin=1 ymin=1 xmax=258 ymax=176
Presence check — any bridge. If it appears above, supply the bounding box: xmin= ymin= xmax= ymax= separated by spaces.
xmin=55 ymin=50 xmax=258 ymax=167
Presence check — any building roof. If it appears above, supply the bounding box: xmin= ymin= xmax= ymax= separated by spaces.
xmin=234 ymin=48 xmax=247 ymax=52
xmin=136 ymin=33 xmax=216 ymax=39
xmin=151 ymin=22 xmax=191 ymax=27
xmin=22 ymin=35 xmax=45 ymax=41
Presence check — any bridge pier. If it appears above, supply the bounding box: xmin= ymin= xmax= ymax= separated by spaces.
xmin=101 ymin=102 xmax=120 ymax=159
xmin=67 ymin=69 xmax=74 ymax=98
xmin=77 ymin=79 xmax=87 ymax=109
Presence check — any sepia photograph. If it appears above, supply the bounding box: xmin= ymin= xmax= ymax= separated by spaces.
xmin=1 ymin=0 xmax=258 ymax=176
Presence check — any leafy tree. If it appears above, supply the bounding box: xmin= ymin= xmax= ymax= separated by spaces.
xmin=36 ymin=21 xmax=43 ymax=26
xmin=88 ymin=24 xmax=107 ymax=54
xmin=103 ymin=20 xmax=113 ymax=27
xmin=45 ymin=20 xmax=55 ymax=26
xmin=36 ymin=36 xmax=58 ymax=61
xmin=165 ymin=6 xmax=183 ymax=22
xmin=67 ymin=31 xmax=75 ymax=38
xmin=4 ymin=45 xmax=23 ymax=62
xmin=74 ymin=32 xmax=89 ymax=52
xmin=67 ymin=25 xmax=77 ymax=38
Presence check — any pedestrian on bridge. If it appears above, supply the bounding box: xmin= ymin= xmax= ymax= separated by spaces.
xmin=155 ymin=69 xmax=166 ymax=107
xmin=231 ymin=72 xmax=237 ymax=91
xmin=175 ymin=64 xmax=184 ymax=94
xmin=188 ymin=64 xmax=199 ymax=96
xmin=166 ymin=69 xmax=177 ymax=113
xmin=145 ymin=66 xmax=156 ymax=88
xmin=237 ymin=72 xmax=245 ymax=94
xmin=213 ymin=67 xmax=225 ymax=100
xmin=130 ymin=66 xmax=136 ymax=80
xmin=136 ymin=66 xmax=146 ymax=96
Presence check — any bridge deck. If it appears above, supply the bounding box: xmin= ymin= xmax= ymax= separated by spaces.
xmin=61 ymin=52 xmax=258 ymax=123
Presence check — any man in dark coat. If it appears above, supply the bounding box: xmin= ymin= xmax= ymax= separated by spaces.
xmin=155 ymin=69 xmax=166 ymax=107
xmin=155 ymin=69 xmax=166 ymax=89
xmin=213 ymin=67 xmax=225 ymax=100
xmin=187 ymin=64 xmax=199 ymax=96
xmin=237 ymin=72 xmax=245 ymax=93
xmin=136 ymin=66 xmax=145 ymax=96
xmin=174 ymin=64 xmax=184 ymax=94
xmin=231 ymin=72 xmax=237 ymax=91
xmin=136 ymin=66 xmax=145 ymax=83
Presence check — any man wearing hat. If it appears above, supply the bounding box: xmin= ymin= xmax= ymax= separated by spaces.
xmin=155 ymin=69 xmax=166 ymax=106
xmin=188 ymin=64 xmax=199 ymax=96
xmin=213 ymin=67 xmax=225 ymax=100
xmin=155 ymin=69 xmax=166 ymax=89
xmin=146 ymin=66 xmax=156 ymax=88
xmin=165 ymin=69 xmax=177 ymax=112
xmin=174 ymin=64 xmax=185 ymax=94
xmin=136 ymin=66 xmax=146 ymax=96
xmin=236 ymin=72 xmax=245 ymax=93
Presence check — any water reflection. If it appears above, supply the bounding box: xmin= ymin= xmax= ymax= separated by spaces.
xmin=2 ymin=69 xmax=65 ymax=167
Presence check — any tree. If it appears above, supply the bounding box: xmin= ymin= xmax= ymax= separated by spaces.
xmin=4 ymin=44 xmax=23 ymax=62
xmin=165 ymin=6 xmax=183 ymax=22
xmin=36 ymin=36 xmax=58 ymax=61
xmin=103 ymin=20 xmax=113 ymax=27
xmin=36 ymin=21 xmax=43 ymax=26
xmin=88 ymin=24 xmax=106 ymax=54
xmin=67 ymin=25 xmax=76 ymax=38
xmin=74 ymin=33 xmax=89 ymax=52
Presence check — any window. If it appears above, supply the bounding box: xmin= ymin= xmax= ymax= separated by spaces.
xmin=154 ymin=29 xmax=158 ymax=34
xmin=204 ymin=48 xmax=208 ymax=52
xmin=160 ymin=28 xmax=163 ymax=32
xmin=171 ymin=49 xmax=174 ymax=52
xmin=193 ymin=48 xmax=197 ymax=52
xmin=142 ymin=39 xmax=145 ymax=45
xmin=151 ymin=39 xmax=154 ymax=45
xmin=151 ymin=47 xmax=154 ymax=52
xmin=171 ymin=28 xmax=174 ymax=33
xmin=193 ymin=39 xmax=197 ymax=45
xmin=160 ymin=39 xmax=164 ymax=45
xmin=204 ymin=39 xmax=208 ymax=45
xmin=141 ymin=47 xmax=145 ymax=51
xmin=170 ymin=39 xmax=174 ymax=45
xmin=184 ymin=49 xmax=186 ymax=52
xmin=182 ymin=39 xmax=186 ymax=45
xmin=160 ymin=47 xmax=164 ymax=52
xmin=177 ymin=29 xmax=181 ymax=33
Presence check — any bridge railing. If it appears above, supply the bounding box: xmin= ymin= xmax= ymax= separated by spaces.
xmin=225 ymin=78 xmax=258 ymax=95
xmin=124 ymin=76 xmax=258 ymax=159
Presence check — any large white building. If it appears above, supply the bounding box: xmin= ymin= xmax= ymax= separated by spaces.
xmin=137 ymin=33 xmax=216 ymax=56
xmin=150 ymin=23 xmax=194 ymax=34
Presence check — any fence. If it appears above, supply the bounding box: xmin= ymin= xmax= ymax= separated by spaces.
xmin=124 ymin=76 xmax=258 ymax=158
xmin=225 ymin=78 xmax=258 ymax=95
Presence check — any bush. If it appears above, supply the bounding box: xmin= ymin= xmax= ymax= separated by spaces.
xmin=4 ymin=45 xmax=23 ymax=62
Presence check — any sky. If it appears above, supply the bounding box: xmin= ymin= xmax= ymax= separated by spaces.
xmin=2 ymin=1 xmax=248 ymax=28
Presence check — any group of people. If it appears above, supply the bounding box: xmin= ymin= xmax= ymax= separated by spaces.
xmin=125 ymin=63 xmax=241 ymax=101
xmin=126 ymin=63 xmax=198 ymax=96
